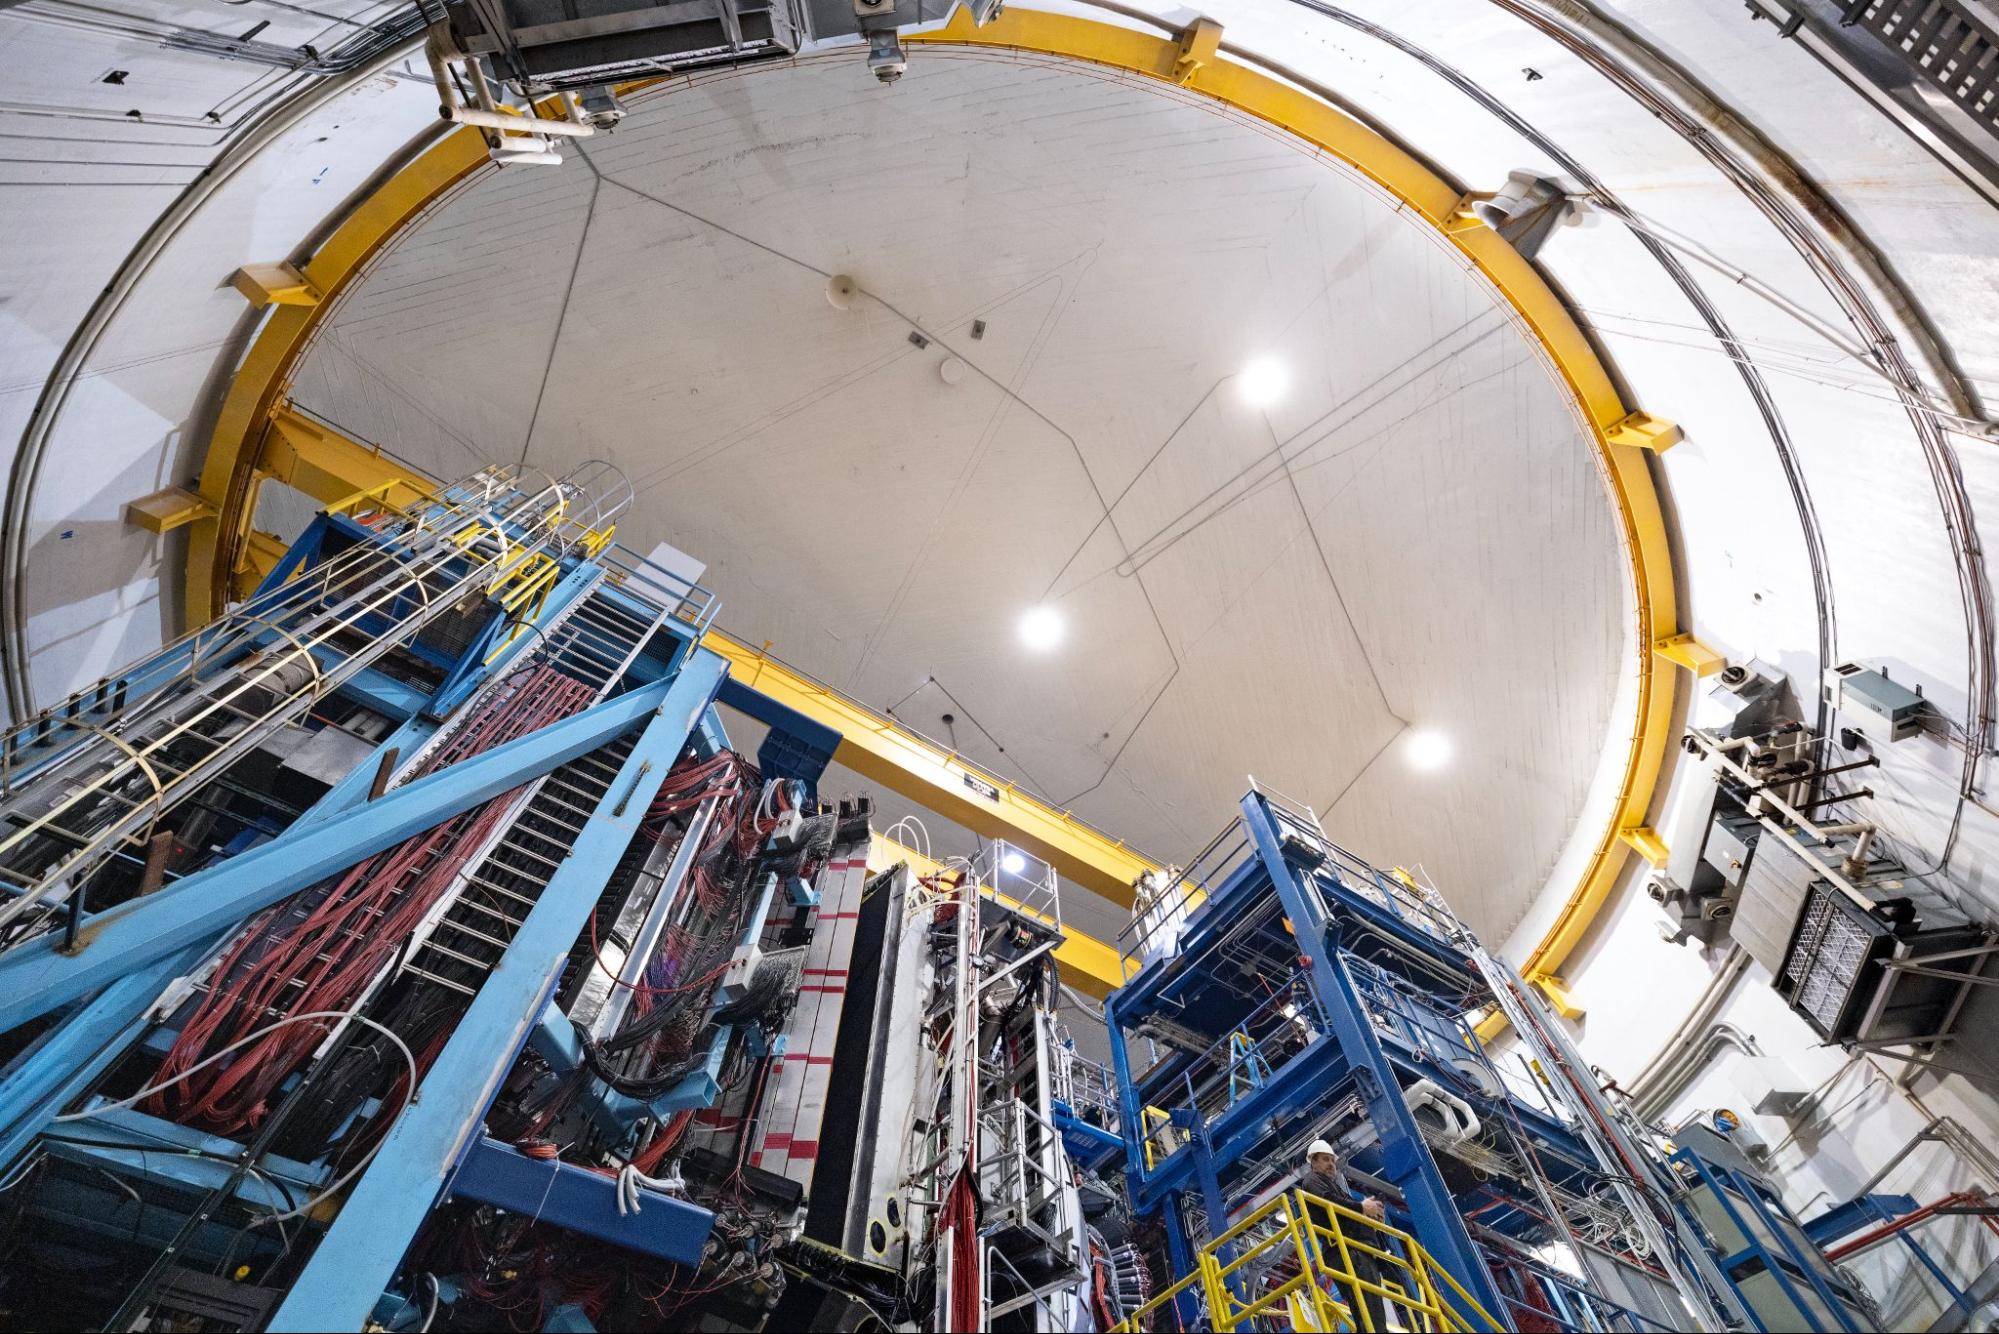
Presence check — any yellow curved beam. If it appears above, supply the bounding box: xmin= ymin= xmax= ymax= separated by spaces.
xmin=909 ymin=9 xmax=1681 ymax=996
xmin=189 ymin=125 xmax=492 ymax=614
xmin=189 ymin=10 xmax=1686 ymax=998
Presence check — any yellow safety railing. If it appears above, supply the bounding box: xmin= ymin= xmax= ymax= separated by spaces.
xmin=1111 ymin=1189 xmax=1498 ymax=1333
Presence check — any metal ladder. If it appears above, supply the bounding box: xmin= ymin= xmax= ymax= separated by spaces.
xmin=400 ymin=733 xmax=640 ymax=996
xmin=395 ymin=581 xmax=672 ymax=996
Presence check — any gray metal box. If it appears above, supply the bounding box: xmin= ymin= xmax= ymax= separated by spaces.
xmin=1729 ymin=834 xmax=1817 ymax=973
xmin=1823 ymin=663 xmax=1926 ymax=743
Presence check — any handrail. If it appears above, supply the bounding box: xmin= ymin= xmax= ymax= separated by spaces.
xmin=1110 ymin=1188 xmax=1502 ymax=1332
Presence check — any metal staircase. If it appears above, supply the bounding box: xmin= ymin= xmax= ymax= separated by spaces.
xmin=397 ymin=578 xmax=675 ymax=996
xmin=1115 ymin=1187 xmax=1503 ymax=1333
xmin=402 ymin=732 xmax=640 ymax=996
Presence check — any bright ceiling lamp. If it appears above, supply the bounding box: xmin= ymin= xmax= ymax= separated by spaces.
xmin=1018 ymin=605 xmax=1064 ymax=653
xmin=1001 ymin=851 xmax=1027 ymax=875
xmin=1406 ymin=729 xmax=1453 ymax=771
xmin=1236 ymin=356 xmax=1289 ymax=408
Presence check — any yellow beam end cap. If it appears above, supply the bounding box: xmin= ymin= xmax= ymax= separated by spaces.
xmin=124 ymin=486 xmax=216 ymax=534
xmin=1618 ymin=824 xmax=1669 ymax=867
xmin=1605 ymin=411 xmax=1682 ymax=452
xmin=1654 ymin=632 xmax=1727 ymax=678
xmin=1174 ymin=17 xmax=1222 ymax=83
xmin=1530 ymin=972 xmax=1585 ymax=1020
xmin=231 ymin=262 xmax=322 ymax=308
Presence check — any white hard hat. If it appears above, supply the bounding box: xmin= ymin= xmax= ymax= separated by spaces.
xmin=1306 ymin=1139 xmax=1337 ymax=1158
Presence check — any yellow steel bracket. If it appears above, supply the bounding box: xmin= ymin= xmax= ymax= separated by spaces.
xmin=1442 ymin=190 xmax=1496 ymax=235
xmin=1605 ymin=410 xmax=1682 ymax=451
xmin=124 ymin=487 xmax=215 ymax=535
xmin=1654 ymin=632 xmax=1726 ymax=677
xmin=1173 ymin=18 xmax=1222 ymax=85
xmin=1528 ymin=972 xmax=1585 ymax=1020
xmin=230 ymin=262 xmax=322 ymax=308
xmin=1618 ymin=824 xmax=1669 ymax=867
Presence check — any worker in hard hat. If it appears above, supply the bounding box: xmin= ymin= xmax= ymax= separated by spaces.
xmin=1299 ymin=1139 xmax=1390 ymax=1331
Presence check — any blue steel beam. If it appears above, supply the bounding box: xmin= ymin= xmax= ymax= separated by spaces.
xmin=267 ymin=649 xmax=726 ymax=1332
xmin=446 ymin=1138 xmax=713 ymax=1265
xmin=0 ymin=948 xmax=202 ymax=1169
xmin=1804 ymin=1193 xmax=1918 ymax=1248
xmin=0 ymin=672 xmax=685 ymax=1033
xmin=716 ymin=675 xmax=839 ymax=790
xmin=1241 ymin=791 xmax=1506 ymax=1327
xmin=43 ymin=1105 xmax=328 ymax=1211
xmin=0 ymin=565 xmax=605 ymax=1182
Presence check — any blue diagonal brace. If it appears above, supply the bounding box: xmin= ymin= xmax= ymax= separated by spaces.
xmin=0 ymin=947 xmax=202 ymax=1169
xmin=0 ymin=672 xmax=688 ymax=1034
xmin=0 ymin=567 xmax=604 ymax=1168
xmin=267 ymin=648 xmax=726 ymax=1333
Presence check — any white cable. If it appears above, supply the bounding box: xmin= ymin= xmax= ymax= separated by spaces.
xmin=615 ymin=1160 xmax=682 ymax=1216
xmin=0 ymin=1149 xmax=43 ymax=1193
xmin=54 ymin=1008 xmax=420 ymax=1225
xmin=55 ymin=1009 xmax=416 ymax=1125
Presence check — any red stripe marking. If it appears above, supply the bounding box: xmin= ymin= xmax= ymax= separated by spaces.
xmin=800 ymin=984 xmax=844 ymax=993
xmin=803 ymin=968 xmax=849 ymax=976
xmin=786 ymin=1141 xmax=819 ymax=1160
xmin=816 ymin=911 xmax=859 ymax=920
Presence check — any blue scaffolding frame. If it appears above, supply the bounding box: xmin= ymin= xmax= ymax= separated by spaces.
xmin=1106 ymin=790 xmax=1736 ymax=1333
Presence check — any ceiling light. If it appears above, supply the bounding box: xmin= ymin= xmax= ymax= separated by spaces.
xmin=1237 ymin=357 xmax=1288 ymax=408
xmin=1406 ymin=729 xmax=1453 ymax=771
xmin=1001 ymin=851 xmax=1027 ymax=875
xmin=1018 ymin=605 xmax=1064 ymax=652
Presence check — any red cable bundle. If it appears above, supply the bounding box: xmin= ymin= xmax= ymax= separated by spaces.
xmin=147 ymin=666 xmax=597 ymax=1132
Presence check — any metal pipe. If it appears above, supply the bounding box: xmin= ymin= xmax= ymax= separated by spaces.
xmin=1628 ymin=946 xmax=1749 ymax=1096
xmin=1505 ymin=0 xmax=1985 ymax=422
xmin=1631 ymin=1022 xmax=1762 ymax=1121
xmin=443 ymin=107 xmax=594 ymax=137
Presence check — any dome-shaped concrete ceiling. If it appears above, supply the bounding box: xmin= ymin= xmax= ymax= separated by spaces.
xmin=288 ymin=48 xmax=1632 ymax=941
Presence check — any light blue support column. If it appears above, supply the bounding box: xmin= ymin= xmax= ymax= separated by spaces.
xmin=267 ymin=649 xmax=727 ymax=1333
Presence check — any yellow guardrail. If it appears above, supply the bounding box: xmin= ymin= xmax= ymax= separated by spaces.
xmin=1111 ymin=1189 xmax=1497 ymax=1333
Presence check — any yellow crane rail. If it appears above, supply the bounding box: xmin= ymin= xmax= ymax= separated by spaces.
xmin=708 ymin=634 xmax=1163 ymax=907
